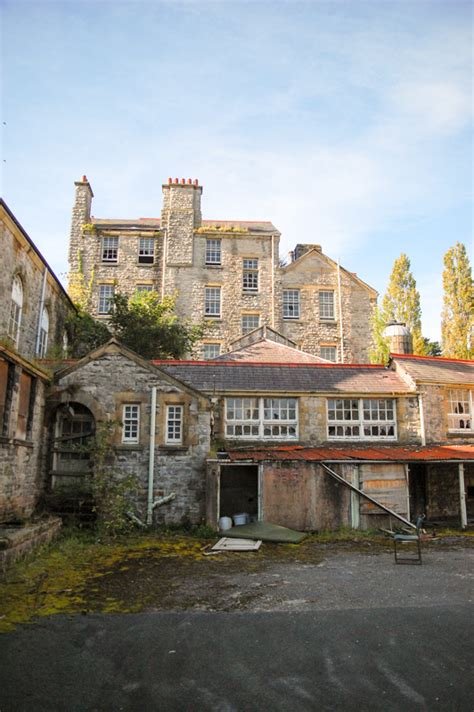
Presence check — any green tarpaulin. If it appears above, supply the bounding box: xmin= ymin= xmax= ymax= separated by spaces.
xmin=223 ymin=521 xmax=307 ymax=544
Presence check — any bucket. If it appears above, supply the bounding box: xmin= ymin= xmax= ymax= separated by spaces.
xmin=219 ymin=516 xmax=233 ymax=531
xmin=233 ymin=512 xmax=249 ymax=526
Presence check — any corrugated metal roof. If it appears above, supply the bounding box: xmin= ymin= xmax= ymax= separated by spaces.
xmin=158 ymin=362 xmax=412 ymax=394
xmin=226 ymin=444 xmax=474 ymax=462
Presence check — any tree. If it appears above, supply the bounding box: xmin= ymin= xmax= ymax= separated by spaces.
xmin=109 ymin=291 xmax=203 ymax=360
xmin=368 ymin=306 xmax=390 ymax=364
xmin=370 ymin=253 xmax=427 ymax=359
xmin=441 ymin=243 xmax=473 ymax=359
xmin=66 ymin=309 xmax=111 ymax=358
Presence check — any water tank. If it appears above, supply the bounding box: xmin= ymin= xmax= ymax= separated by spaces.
xmin=383 ymin=322 xmax=413 ymax=354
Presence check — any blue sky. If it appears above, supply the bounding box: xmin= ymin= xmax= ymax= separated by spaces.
xmin=2 ymin=0 xmax=472 ymax=341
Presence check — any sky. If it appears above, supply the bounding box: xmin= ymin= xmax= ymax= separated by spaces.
xmin=1 ymin=0 xmax=472 ymax=341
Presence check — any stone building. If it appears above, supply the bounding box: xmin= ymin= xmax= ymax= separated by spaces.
xmin=68 ymin=176 xmax=377 ymax=362
xmin=46 ymin=331 xmax=473 ymax=531
xmin=0 ymin=200 xmax=75 ymax=523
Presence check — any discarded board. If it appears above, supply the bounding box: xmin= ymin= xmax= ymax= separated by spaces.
xmin=223 ymin=521 xmax=307 ymax=544
xmin=211 ymin=538 xmax=262 ymax=552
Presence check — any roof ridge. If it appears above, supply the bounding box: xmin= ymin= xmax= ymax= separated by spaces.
xmin=155 ymin=360 xmax=387 ymax=368
xmin=392 ymin=353 xmax=474 ymax=364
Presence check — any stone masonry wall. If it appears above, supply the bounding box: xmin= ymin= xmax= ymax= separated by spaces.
xmin=1 ymin=206 xmax=72 ymax=360
xmin=421 ymin=383 xmax=474 ymax=444
xmin=54 ymin=350 xmax=211 ymax=525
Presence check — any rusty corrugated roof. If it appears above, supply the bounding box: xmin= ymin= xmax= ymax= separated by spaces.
xmin=226 ymin=444 xmax=474 ymax=462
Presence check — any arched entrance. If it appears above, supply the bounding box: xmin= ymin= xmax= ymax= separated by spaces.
xmin=50 ymin=402 xmax=95 ymax=490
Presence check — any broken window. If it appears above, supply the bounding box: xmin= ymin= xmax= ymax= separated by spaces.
xmin=448 ymin=390 xmax=472 ymax=431
xmin=242 ymin=259 xmax=259 ymax=292
xmin=283 ymin=289 xmax=300 ymax=319
xmin=102 ymin=236 xmax=119 ymax=262
xmin=327 ymin=398 xmax=396 ymax=439
xmin=225 ymin=397 xmax=298 ymax=440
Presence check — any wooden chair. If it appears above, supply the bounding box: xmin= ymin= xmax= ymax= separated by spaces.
xmin=393 ymin=514 xmax=425 ymax=565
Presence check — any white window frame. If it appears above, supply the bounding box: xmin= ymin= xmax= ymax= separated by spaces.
xmin=138 ymin=237 xmax=155 ymax=264
xmin=319 ymin=290 xmax=335 ymax=320
xmin=225 ymin=397 xmax=298 ymax=440
xmin=136 ymin=284 xmax=154 ymax=293
xmin=447 ymin=390 xmax=472 ymax=432
xmin=242 ymin=259 xmax=259 ymax=292
xmin=242 ymin=314 xmax=260 ymax=334
xmin=166 ymin=404 xmax=183 ymax=444
xmin=283 ymin=289 xmax=300 ymax=319
xmin=320 ymin=345 xmax=337 ymax=362
xmin=205 ymin=239 xmax=221 ymax=265
xmin=327 ymin=398 xmax=397 ymax=440
xmin=38 ymin=307 xmax=49 ymax=358
xmin=204 ymin=286 xmax=221 ymax=317
xmin=8 ymin=276 xmax=23 ymax=345
xmin=203 ymin=343 xmax=221 ymax=360
xmin=122 ymin=404 xmax=140 ymax=444
xmin=98 ymin=284 xmax=115 ymax=315
xmin=102 ymin=236 xmax=119 ymax=263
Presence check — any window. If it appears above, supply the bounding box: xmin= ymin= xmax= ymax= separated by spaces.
xmin=8 ymin=276 xmax=23 ymax=345
xmin=243 ymin=259 xmax=259 ymax=292
xmin=203 ymin=343 xmax=221 ymax=360
xmin=283 ymin=289 xmax=300 ymax=319
xmin=122 ymin=404 xmax=140 ymax=443
xmin=0 ymin=359 xmax=15 ymax=437
xmin=102 ymin=236 xmax=119 ymax=262
xmin=166 ymin=405 xmax=183 ymax=444
xmin=136 ymin=284 xmax=154 ymax=293
xmin=319 ymin=291 xmax=335 ymax=320
xmin=138 ymin=238 xmax=155 ymax=264
xmin=320 ymin=345 xmax=337 ymax=362
xmin=205 ymin=239 xmax=221 ymax=265
xmin=98 ymin=285 xmax=115 ymax=315
xmin=225 ymin=397 xmax=298 ymax=440
xmin=16 ymin=372 xmax=36 ymax=440
xmin=205 ymin=287 xmax=221 ymax=317
xmin=448 ymin=390 xmax=472 ymax=432
xmin=327 ymin=398 xmax=396 ymax=439
xmin=242 ymin=314 xmax=259 ymax=334
xmin=38 ymin=308 xmax=49 ymax=358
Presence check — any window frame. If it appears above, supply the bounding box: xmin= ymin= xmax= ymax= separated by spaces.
xmin=327 ymin=398 xmax=397 ymax=440
xmin=8 ymin=276 xmax=23 ymax=345
xmin=166 ymin=404 xmax=184 ymax=444
xmin=122 ymin=404 xmax=140 ymax=444
xmin=203 ymin=343 xmax=221 ymax=360
xmin=241 ymin=314 xmax=260 ymax=335
xmin=225 ymin=397 xmax=298 ymax=440
xmin=138 ymin=237 xmax=155 ymax=265
xmin=204 ymin=286 xmax=221 ymax=318
xmin=447 ymin=389 xmax=473 ymax=433
xmin=205 ymin=239 xmax=222 ymax=266
xmin=98 ymin=284 xmax=115 ymax=315
xmin=242 ymin=258 xmax=259 ymax=293
xmin=38 ymin=307 xmax=49 ymax=358
xmin=320 ymin=345 xmax=337 ymax=362
xmin=319 ymin=290 xmax=335 ymax=320
xmin=101 ymin=236 xmax=119 ymax=263
xmin=283 ymin=289 xmax=300 ymax=320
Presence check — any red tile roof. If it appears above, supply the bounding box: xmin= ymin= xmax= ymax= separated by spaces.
xmin=226 ymin=444 xmax=474 ymax=462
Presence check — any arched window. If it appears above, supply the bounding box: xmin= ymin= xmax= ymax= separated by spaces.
xmin=8 ymin=276 xmax=23 ymax=346
xmin=38 ymin=307 xmax=49 ymax=357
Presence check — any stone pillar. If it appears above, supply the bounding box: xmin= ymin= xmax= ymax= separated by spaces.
xmin=68 ymin=176 xmax=94 ymax=276
xmin=161 ymin=178 xmax=202 ymax=267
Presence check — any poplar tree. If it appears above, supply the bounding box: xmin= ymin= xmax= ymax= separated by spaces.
xmin=441 ymin=242 xmax=473 ymax=359
xmin=370 ymin=253 xmax=427 ymax=361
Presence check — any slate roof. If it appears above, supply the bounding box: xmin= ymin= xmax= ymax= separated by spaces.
xmin=392 ymin=354 xmax=474 ymax=386
xmin=156 ymin=362 xmax=412 ymax=395
xmin=226 ymin=444 xmax=474 ymax=462
xmin=215 ymin=339 xmax=329 ymax=363
xmin=91 ymin=218 xmax=278 ymax=233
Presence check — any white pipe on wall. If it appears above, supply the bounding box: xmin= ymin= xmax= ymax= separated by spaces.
xmin=35 ymin=268 xmax=48 ymax=355
xmin=147 ymin=386 xmax=157 ymax=526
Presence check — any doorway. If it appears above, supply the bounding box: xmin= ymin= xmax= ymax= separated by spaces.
xmin=219 ymin=465 xmax=259 ymax=521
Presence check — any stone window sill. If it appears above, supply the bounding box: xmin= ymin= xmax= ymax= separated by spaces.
xmin=115 ymin=444 xmax=145 ymax=451
xmin=136 ymin=263 xmax=155 ymax=268
xmin=205 ymin=265 xmax=223 ymax=270
xmin=447 ymin=431 xmax=474 ymax=438
xmin=320 ymin=319 xmax=337 ymax=324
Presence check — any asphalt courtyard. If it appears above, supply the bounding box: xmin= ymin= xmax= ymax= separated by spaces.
xmin=0 ymin=541 xmax=473 ymax=711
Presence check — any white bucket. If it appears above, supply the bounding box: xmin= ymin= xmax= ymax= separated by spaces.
xmin=233 ymin=512 xmax=249 ymax=526
xmin=219 ymin=516 xmax=233 ymax=531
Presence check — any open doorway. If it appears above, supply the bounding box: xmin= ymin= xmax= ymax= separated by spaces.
xmin=220 ymin=465 xmax=259 ymax=521
xmin=408 ymin=464 xmax=427 ymax=520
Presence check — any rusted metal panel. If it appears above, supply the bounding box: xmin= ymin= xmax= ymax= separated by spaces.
xmin=206 ymin=463 xmax=220 ymax=529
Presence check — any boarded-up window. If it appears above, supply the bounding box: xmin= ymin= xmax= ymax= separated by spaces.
xmin=16 ymin=372 xmax=32 ymax=440
xmin=0 ymin=359 xmax=15 ymax=437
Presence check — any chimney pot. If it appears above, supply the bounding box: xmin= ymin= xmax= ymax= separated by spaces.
xmin=82 ymin=175 xmax=87 ymax=183
xmin=174 ymin=178 xmax=178 ymax=184
xmin=187 ymin=178 xmax=192 ymax=184
xmin=194 ymin=179 xmax=198 ymax=186
xmin=168 ymin=177 xmax=172 ymax=184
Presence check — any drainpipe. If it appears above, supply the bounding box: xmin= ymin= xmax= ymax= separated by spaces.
xmin=418 ymin=393 xmax=426 ymax=446
xmin=271 ymin=234 xmax=275 ymax=328
xmin=161 ymin=231 xmax=167 ymax=300
xmin=337 ymin=259 xmax=344 ymax=363
xmin=35 ymin=267 xmax=48 ymax=355
xmin=147 ymin=387 xmax=157 ymax=526
xmin=459 ymin=463 xmax=467 ymax=529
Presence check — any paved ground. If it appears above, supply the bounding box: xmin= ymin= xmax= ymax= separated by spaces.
xmin=0 ymin=543 xmax=473 ymax=711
